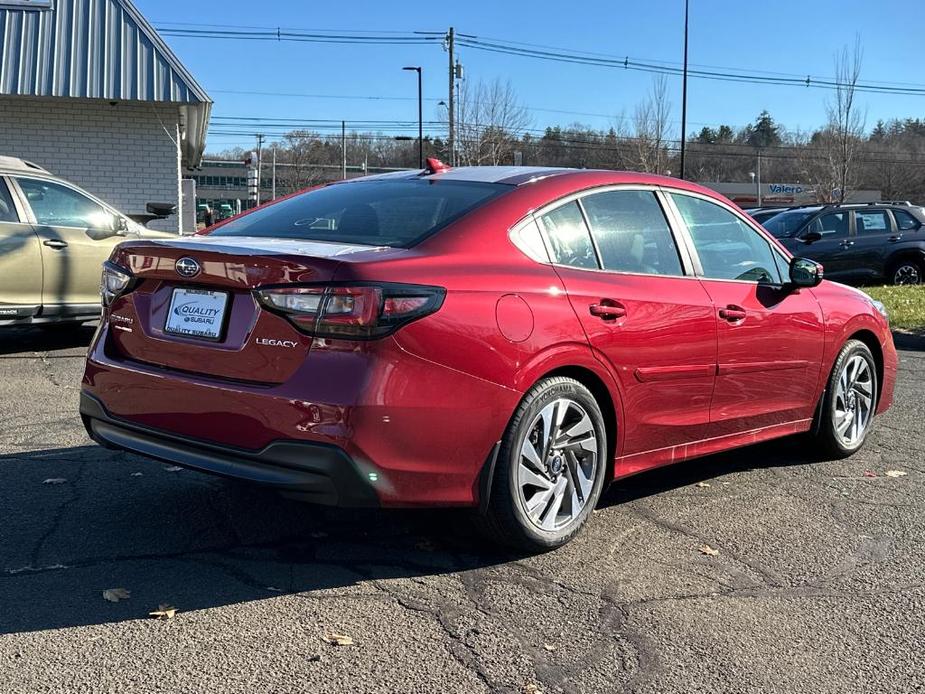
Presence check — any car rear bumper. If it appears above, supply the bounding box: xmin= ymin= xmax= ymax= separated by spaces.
xmin=80 ymin=391 xmax=379 ymax=506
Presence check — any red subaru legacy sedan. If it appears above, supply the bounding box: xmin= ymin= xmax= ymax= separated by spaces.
xmin=81 ymin=163 xmax=897 ymax=550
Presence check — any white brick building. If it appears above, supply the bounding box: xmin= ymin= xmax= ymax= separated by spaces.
xmin=0 ymin=0 xmax=211 ymax=232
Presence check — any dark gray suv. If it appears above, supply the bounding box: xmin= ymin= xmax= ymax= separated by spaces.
xmin=763 ymin=202 xmax=925 ymax=285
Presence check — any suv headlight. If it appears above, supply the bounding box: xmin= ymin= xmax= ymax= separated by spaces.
xmin=100 ymin=261 xmax=133 ymax=307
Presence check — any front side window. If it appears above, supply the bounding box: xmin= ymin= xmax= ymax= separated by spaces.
xmin=855 ymin=210 xmax=890 ymax=234
xmin=210 ymin=179 xmax=510 ymax=247
xmin=807 ymin=211 xmax=849 ymax=239
xmin=16 ymin=178 xmax=110 ymax=229
xmin=580 ymin=190 xmax=683 ymax=276
xmin=893 ymin=209 xmax=921 ymax=231
xmin=537 ymin=201 xmax=598 ymax=270
xmin=671 ymin=193 xmax=782 ymax=284
xmin=0 ymin=179 xmax=19 ymax=223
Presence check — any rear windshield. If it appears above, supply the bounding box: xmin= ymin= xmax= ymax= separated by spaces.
xmin=761 ymin=210 xmax=818 ymax=238
xmin=209 ymin=179 xmax=511 ymax=247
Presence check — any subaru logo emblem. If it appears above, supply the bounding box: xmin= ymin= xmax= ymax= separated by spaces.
xmin=175 ymin=257 xmax=200 ymax=278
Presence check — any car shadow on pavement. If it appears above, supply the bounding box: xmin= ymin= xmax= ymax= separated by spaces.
xmin=0 ymin=323 xmax=96 ymax=356
xmin=1 ymin=436 xmax=813 ymax=636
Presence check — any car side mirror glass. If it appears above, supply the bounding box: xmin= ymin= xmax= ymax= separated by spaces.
xmin=85 ymin=213 xmax=126 ymax=240
xmin=801 ymin=231 xmax=822 ymax=244
xmin=790 ymin=257 xmax=823 ymax=287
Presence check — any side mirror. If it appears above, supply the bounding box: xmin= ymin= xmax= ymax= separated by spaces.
xmin=85 ymin=213 xmax=126 ymax=240
xmin=789 ymin=257 xmax=824 ymax=287
xmin=801 ymin=231 xmax=822 ymax=244
xmin=146 ymin=202 xmax=177 ymax=218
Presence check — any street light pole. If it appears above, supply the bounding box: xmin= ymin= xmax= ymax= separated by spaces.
xmin=403 ymin=66 xmax=423 ymax=169
xmin=679 ymin=0 xmax=689 ymax=180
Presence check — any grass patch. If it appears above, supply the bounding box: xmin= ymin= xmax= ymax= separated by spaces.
xmin=862 ymin=285 xmax=925 ymax=332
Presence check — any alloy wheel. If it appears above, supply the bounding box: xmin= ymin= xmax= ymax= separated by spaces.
xmin=893 ymin=264 xmax=921 ymax=285
xmin=517 ymin=398 xmax=598 ymax=532
xmin=833 ymin=354 xmax=874 ymax=448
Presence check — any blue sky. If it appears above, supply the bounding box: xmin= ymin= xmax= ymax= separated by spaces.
xmin=138 ymin=0 xmax=925 ymax=153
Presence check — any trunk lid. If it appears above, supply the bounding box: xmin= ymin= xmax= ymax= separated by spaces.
xmin=106 ymin=236 xmax=402 ymax=384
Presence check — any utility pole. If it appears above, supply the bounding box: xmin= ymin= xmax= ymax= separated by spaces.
xmin=403 ymin=66 xmax=424 ymax=168
xmin=341 ymin=120 xmax=347 ymax=180
xmin=255 ymin=133 xmax=265 ymax=205
xmin=756 ymin=149 xmax=762 ymax=206
xmin=446 ymin=27 xmax=455 ymax=166
xmin=271 ymin=147 xmax=276 ymax=200
xmin=679 ymin=0 xmax=689 ymax=180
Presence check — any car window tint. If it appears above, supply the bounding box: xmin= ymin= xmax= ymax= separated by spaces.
xmin=580 ymin=190 xmax=683 ymax=276
xmin=538 ymin=201 xmax=598 ymax=270
xmin=670 ymin=193 xmax=782 ymax=284
xmin=856 ymin=210 xmax=890 ymax=234
xmin=808 ymin=212 xmax=849 ymax=239
xmin=16 ymin=178 xmax=108 ymax=229
xmin=210 ymin=179 xmax=509 ymax=247
xmin=0 ymin=179 xmax=18 ymax=223
xmin=893 ymin=209 xmax=921 ymax=231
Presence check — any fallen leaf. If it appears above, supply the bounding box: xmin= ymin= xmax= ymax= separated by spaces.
xmin=149 ymin=604 xmax=177 ymax=620
xmin=885 ymin=470 xmax=908 ymax=478
xmin=163 ymin=466 xmax=182 ymax=472
xmin=522 ymin=683 xmax=542 ymax=694
xmin=863 ymin=470 xmax=878 ymax=478
xmin=542 ymin=643 xmax=557 ymax=652
xmin=42 ymin=478 xmax=66 ymax=485
xmin=102 ymin=588 xmax=130 ymax=603
xmin=695 ymin=481 xmax=711 ymax=488
xmin=698 ymin=544 xmax=720 ymax=557
xmin=322 ymin=632 xmax=354 ymax=646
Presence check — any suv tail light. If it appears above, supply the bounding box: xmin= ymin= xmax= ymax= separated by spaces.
xmin=255 ymin=283 xmax=445 ymax=339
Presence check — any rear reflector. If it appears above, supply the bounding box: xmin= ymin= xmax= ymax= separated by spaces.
xmin=255 ymin=283 xmax=445 ymax=339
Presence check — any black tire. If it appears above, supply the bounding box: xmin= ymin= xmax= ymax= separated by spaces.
xmin=889 ymin=257 xmax=924 ymax=285
xmin=809 ymin=339 xmax=878 ymax=459
xmin=476 ymin=376 xmax=608 ymax=552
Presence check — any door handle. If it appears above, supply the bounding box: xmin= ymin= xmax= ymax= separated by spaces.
xmin=839 ymin=240 xmax=854 ymax=248
xmin=589 ymin=300 xmax=626 ymax=320
xmin=888 ymin=235 xmax=902 ymax=242
xmin=43 ymin=239 xmax=68 ymax=249
xmin=718 ymin=305 xmax=747 ymax=322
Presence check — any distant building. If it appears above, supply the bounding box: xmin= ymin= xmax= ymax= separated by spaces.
xmin=0 ymin=0 xmax=211 ymax=232
xmin=704 ymin=182 xmax=880 ymax=207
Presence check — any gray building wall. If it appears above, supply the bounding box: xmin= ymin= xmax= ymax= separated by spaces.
xmin=0 ymin=95 xmax=181 ymax=230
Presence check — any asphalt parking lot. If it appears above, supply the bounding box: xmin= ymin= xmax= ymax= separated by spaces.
xmin=0 ymin=326 xmax=923 ymax=694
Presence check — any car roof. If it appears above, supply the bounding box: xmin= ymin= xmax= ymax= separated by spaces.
xmin=342 ymin=165 xmax=720 ymax=194
xmin=0 ymin=155 xmax=50 ymax=175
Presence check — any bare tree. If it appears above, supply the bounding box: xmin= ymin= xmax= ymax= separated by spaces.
xmin=453 ymin=78 xmax=530 ymax=165
xmin=632 ymin=76 xmax=672 ymax=174
xmin=825 ymin=36 xmax=866 ymax=202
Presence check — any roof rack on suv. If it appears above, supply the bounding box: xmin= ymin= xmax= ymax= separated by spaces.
xmin=0 ymin=156 xmax=49 ymax=174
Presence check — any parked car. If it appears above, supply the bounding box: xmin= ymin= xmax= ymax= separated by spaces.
xmin=80 ymin=163 xmax=897 ymax=550
xmin=0 ymin=156 xmax=176 ymax=327
xmin=745 ymin=207 xmax=789 ymax=225
xmin=763 ymin=202 xmax=925 ymax=285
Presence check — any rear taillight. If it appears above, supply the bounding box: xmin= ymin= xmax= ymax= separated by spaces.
xmin=254 ymin=283 xmax=445 ymax=339
xmin=100 ymin=261 xmax=133 ymax=307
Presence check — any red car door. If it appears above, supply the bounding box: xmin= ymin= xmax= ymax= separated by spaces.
xmin=535 ymin=190 xmax=717 ymax=469
xmin=666 ymin=192 xmax=825 ymax=437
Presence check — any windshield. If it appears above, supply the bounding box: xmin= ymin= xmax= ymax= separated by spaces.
xmin=761 ymin=210 xmax=818 ymax=238
xmin=209 ymin=179 xmax=511 ymax=247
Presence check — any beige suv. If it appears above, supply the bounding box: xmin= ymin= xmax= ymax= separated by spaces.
xmin=0 ymin=156 xmax=175 ymax=327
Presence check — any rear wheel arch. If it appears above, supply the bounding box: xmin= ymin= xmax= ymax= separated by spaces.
xmin=537 ymin=365 xmax=618 ymax=484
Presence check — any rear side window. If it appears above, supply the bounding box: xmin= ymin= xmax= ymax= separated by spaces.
xmin=537 ymin=201 xmax=598 ymax=270
xmin=855 ymin=210 xmax=890 ymax=234
xmin=0 ymin=179 xmax=18 ymax=223
xmin=580 ymin=190 xmax=683 ymax=276
xmin=209 ymin=179 xmax=509 ymax=247
xmin=893 ymin=209 xmax=921 ymax=231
